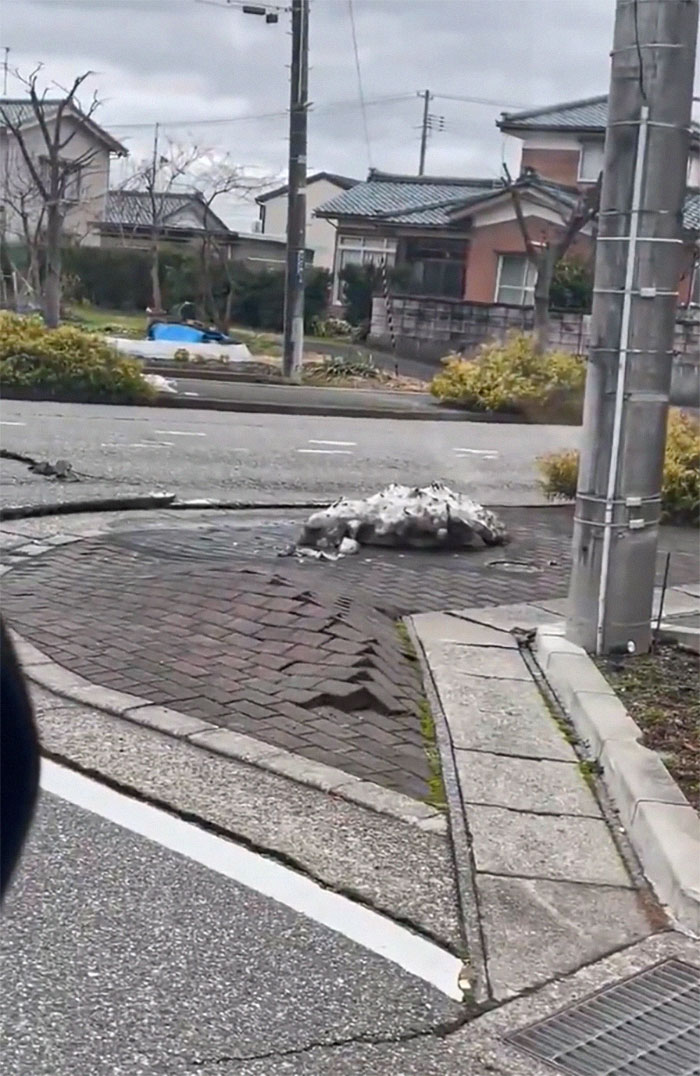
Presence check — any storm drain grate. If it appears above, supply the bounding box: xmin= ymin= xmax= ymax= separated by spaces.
xmin=506 ymin=959 xmax=700 ymax=1076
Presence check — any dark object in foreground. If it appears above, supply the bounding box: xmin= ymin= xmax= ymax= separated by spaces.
xmin=0 ymin=620 xmax=40 ymax=896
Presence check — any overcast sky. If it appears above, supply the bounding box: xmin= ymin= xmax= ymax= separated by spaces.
xmin=2 ymin=0 xmax=698 ymax=228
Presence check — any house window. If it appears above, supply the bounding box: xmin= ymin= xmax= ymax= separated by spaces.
xmin=403 ymin=238 xmax=465 ymax=299
xmin=495 ymin=254 xmax=536 ymax=305
xmin=334 ymin=235 xmax=396 ymax=302
xmin=578 ymin=141 xmax=604 ymax=183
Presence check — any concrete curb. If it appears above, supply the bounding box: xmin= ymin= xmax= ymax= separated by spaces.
xmin=0 ymin=385 xmax=532 ymax=423
xmin=0 ymin=496 xmax=327 ymax=522
xmin=405 ymin=614 xmax=489 ymax=1004
xmin=534 ymin=624 xmax=700 ymax=935
xmin=3 ymin=538 xmax=446 ymax=836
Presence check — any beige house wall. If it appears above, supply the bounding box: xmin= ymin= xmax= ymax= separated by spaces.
xmin=1 ymin=116 xmax=111 ymax=248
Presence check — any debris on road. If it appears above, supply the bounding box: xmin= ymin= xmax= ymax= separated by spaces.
xmin=293 ymin=482 xmax=508 ymax=556
xmin=1 ymin=449 xmax=79 ymax=481
xmin=142 ymin=373 xmax=178 ymax=394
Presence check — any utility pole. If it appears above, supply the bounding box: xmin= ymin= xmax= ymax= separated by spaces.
xmin=3 ymin=47 xmax=9 ymax=96
xmin=418 ymin=89 xmax=431 ymax=175
xmin=283 ymin=0 xmax=309 ymax=381
xmin=567 ymin=0 xmax=699 ymax=654
xmin=151 ymin=122 xmax=160 ymax=189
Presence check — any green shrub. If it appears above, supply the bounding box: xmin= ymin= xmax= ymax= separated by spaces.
xmin=538 ymin=411 xmax=699 ymax=525
xmin=430 ymin=333 xmax=586 ymax=420
xmin=0 ymin=312 xmax=155 ymax=403
xmin=550 ymin=256 xmax=594 ymax=312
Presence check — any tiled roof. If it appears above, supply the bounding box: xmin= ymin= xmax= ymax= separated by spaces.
xmin=316 ymin=170 xmax=504 ymax=226
xmin=0 ymin=97 xmax=127 ymax=154
xmin=257 ymin=171 xmax=359 ymax=203
xmin=499 ymin=95 xmax=700 ymax=140
xmin=684 ymin=190 xmax=700 ymax=232
xmin=104 ymin=190 xmax=229 ymax=233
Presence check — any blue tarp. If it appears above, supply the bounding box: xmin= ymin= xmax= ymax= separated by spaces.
xmin=147 ymin=322 xmax=234 ymax=344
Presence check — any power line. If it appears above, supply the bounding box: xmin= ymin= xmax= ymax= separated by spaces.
xmin=107 ymin=92 xmax=413 ymax=131
xmin=347 ymin=0 xmax=372 ymax=168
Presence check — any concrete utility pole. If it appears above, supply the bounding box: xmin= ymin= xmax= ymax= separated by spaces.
xmin=283 ymin=0 xmax=309 ymax=381
xmin=418 ymin=89 xmax=431 ymax=175
xmin=567 ymin=0 xmax=699 ymax=654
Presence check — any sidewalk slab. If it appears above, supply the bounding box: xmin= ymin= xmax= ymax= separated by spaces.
xmin=422 ymin=642 xmax=532 ymax=682
xmin=455 ymin=751 xmax=602 ymax=816
xmin=476 ymin=874 xmax=654 ymax=999
xmin=439 ymin=676 xmax=575 ymax=761
xmin=467 ymin=805 xmax=632 ymax=887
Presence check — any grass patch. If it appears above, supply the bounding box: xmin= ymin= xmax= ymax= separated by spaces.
xmin=596 ymin=641 xmax=699 ymax=810
xmin=395 ymin=620 xmax=446 ymax=811
xmin=66 ymin=306 xmax=146 ymax=338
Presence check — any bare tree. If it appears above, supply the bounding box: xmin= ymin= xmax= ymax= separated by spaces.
xmin=188 ymin=158 xmax=268 ymax=330
xmin=0 ymin=69 xmax=104 ymax=327
xmin=506 ymin=170 xmax=601 ymax=352
xmin=121 ymin=139 xmax=204 ymax=313
xmin=2 ymin=166 xmax=45 ymax=306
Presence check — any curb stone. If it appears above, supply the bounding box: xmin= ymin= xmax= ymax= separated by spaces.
xmin=534 ymin=622 xmax=700 ymax=935
xmin=404 ymin=614 xmax=489 ymax=1004
xmin=2 ymin=537 xmax=446 ymax=835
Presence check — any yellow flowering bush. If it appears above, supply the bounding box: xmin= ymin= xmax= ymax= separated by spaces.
xmin=538 ymin=411 xmax=699 ymax=525
xmin=0 ymin=312 xmax=155 ymax=403
xmin=430 ymin=333 xmax=585 ymax=421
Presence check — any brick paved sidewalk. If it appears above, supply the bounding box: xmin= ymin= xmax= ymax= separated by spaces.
xmin=2 ymin=506 xmax=696 ymax=801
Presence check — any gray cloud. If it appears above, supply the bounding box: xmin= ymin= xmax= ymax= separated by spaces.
xmin=2 ymin=0 xmax=697 ymax=227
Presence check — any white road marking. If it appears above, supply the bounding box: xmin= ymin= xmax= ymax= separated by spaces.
xmin=453 ymin=448 xmax=499 ymax=457
xmin=155 ymin=430 xmax=207 ymax=437
xmin=41 ymin=759 xmax=462 ymax=1002
xmin=308 ymin=439 xmax=356 ymax=447
xmin=101 ymin=442 xmax=174 ymax=449
xmin=0 ymin=420 xmax=26 ymax=426
xmin=183 ymin=392 xmax=200 ymax=397
xmin=297 ymin=449 xmax=353 ymax=455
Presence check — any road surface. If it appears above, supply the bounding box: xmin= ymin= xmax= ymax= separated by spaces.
xmin=1 ymin=762 xmax=464 ymax=1076
xmin=0 ymin=399 xmax=580 ymax=507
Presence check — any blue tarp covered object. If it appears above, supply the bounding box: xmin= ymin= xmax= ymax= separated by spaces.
xmin=147 ymin=322 xmax=235 ymax=344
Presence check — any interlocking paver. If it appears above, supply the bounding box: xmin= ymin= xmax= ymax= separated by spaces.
xmin=3 ymin=506 xmax=694 ymax=800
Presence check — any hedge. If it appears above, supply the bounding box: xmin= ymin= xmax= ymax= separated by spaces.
xmin=538 ymin=411 xmax=700 ymax=525
xmin=430 ymin=333 xmax=586 ymax=421
xmin=0 ymin=312 xmax=155 ymax=403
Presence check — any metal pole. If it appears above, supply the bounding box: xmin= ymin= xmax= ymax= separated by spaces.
xmin=3 ymin=47 xmax=9 ymax=96
xmin=282 ymin=0 xmax=308 ymax=382
xmin=418 ymin=89 xmax=430 ymax=175
xmin=567 ymin=0 xmax=699 ymax=655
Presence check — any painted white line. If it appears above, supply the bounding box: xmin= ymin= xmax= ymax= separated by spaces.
xmin=453 ymin=448 xmax=499 ymax=457
xmin=308 ymin=439 xmax=357 ymax=447
xmin=297 ymin=449 xmax=353 ymax=455
xmin=183 ymin=392 xmax=200 ymax=397
xmin=101 ymin=442 xmax=174 ymax=449
xmin=0 ymin=420 xmax=26 ymax=426
xmin=41 ymin=759 xmax=462 ymax=1001
xmin=155 ymin=430 xmax=207 ymax=437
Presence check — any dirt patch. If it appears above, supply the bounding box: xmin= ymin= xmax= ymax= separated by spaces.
xmin=596 ymin=642 xmax=699 ymax=811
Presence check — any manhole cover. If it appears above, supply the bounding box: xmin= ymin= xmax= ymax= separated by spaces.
xmin=106 ymin=521 xmax=300 ymax=561
xmin=506 ymin=958 xmax=700 ymax=1076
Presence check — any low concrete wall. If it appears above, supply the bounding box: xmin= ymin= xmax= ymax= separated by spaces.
xmin=370 ymin=296 xmax=699 ymax=406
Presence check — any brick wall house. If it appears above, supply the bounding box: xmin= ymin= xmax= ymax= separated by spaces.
xmin=317 ymin=94 xmax=700 ymax=313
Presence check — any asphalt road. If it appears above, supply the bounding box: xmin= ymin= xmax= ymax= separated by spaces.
xmin=0 ymin=775 xmax=461 ymax=1076
xmin=0 ymin=399 xmax=580 ymax=507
